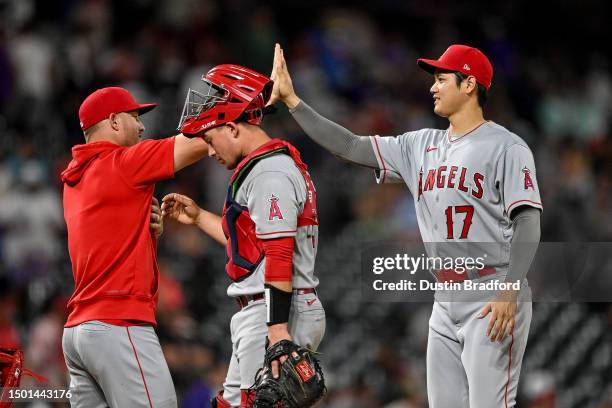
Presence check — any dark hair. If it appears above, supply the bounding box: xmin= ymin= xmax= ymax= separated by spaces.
xmin=454 ymin=72 xmax=488 ymax=107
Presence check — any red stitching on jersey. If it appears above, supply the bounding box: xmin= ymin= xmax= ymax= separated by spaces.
xmin=256 ymin=229 xmax=298 ymax=236
xmin=126 ymin=327 xmax=153 ymax=408
xmin=447 ymin=121 xmax=488 ymax=143
xmin=506 ymin=199 xmax=542 ymax=213
xmin=505 ymin=333 xmax=514 ymax=408
xmin=372 ymin=136 xmax=387 ymax=184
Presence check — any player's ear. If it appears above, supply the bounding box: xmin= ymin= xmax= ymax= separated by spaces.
xmin=226 ymin=122 xmax=239 ymax=139
xmin=464 ymin=76 xmax=478 ymax=94
xmin=109 ymin=113 xmax=120 ymax=131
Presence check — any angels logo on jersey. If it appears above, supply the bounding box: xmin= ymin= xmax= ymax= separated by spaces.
xmin=522 ymin=166 xmax=534 ymax=190
xmin=416 ymin=165 xmax=485 ymax=200
xmin=268 ymin=194 xmax=284 ymax=220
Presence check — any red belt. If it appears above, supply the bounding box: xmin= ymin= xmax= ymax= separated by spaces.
xmin=236 ymin=293 xmax=265 ymax=309
xmin=235 ymin=288 xmax=317 ymax=309
xmin=294 ymin=288 xmax=316 ymax=295
xmin=436 ymin=267 xmax=496 ymax=283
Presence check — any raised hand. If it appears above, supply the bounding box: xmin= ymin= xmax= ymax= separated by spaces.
xmin=268 ymin=43 xmax=301 ymax=109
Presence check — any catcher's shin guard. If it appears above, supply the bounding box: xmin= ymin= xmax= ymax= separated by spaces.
xmin=211 ymin=390 xmax=231 ymax=408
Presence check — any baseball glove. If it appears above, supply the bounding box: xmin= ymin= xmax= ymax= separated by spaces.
xmin=0 ymin=348 xmax=47 ymax=408
xmin=252 ymin=340 xmax=325 ymax=408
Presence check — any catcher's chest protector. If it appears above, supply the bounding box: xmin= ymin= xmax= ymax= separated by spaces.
xmin=0 ymin=348 xmax=47 ymax=408
xmin=221 ymin=139 xmax=318 ymax=282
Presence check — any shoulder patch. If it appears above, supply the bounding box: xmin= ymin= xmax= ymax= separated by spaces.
xmin=522 ymin=166 xmax=534 ymax=190
xmin=268 ymin=194 xmax=284 ymax=220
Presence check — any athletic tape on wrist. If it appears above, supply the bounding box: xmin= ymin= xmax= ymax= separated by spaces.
xmin=264 ymin=284 xmax=292 ymax=326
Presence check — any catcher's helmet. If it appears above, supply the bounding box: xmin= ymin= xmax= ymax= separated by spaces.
xmin=178 ymin=64 xmax=274 ymax=135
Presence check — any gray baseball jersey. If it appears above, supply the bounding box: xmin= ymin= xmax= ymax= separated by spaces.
xmin=371 ymin=122 xmax=542 ymax=264
xmin=226 ymin=154 xmax=319 ymax=297
xmin=222 ymin=152 xmax=325 ymax=406
xmin=371 ymin=121 xmax=541 ymax=407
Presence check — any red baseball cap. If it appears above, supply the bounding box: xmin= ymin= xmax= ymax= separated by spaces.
xmin=417 ymin=44 xmax=493 ymax=90
xmin=78 ymin=87 xmax=157 ymax=130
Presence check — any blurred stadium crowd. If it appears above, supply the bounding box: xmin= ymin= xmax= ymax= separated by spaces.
xmin=0 ymin=0 xmax=611 ymax=407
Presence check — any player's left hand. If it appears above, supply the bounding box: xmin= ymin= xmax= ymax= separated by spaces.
xmin=268 ymin=43 xmax=300 ymax=109
xmin=150 ymin=197 xmax=163 ymax=237
xmin=267 ymin=324 xmax=293 ymax=379
xmin=477 ymin=290 xmax=518 ymax=342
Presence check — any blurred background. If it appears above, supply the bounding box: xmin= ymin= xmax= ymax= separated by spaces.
xmin=0 ymin=0 xmax=611 ymax=407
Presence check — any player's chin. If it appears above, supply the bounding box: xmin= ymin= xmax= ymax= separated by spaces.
xmin=433 ymin=104 xmax=450 ymax=118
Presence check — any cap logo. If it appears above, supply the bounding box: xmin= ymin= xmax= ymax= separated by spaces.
xmin=200 ymin=120 xmax=217 ymax=130
xmin=463 ymin=64 xmax=471 ymax=71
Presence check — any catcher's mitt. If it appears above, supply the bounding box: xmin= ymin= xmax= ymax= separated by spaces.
xmin=0 ymin=348 xmax=47 ymax=408
xmin=252 ymin=340 xmax=325 ymax=408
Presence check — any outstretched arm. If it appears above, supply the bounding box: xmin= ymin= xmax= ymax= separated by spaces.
xmin=269 ymin=44 xmax=377 ymax=167
xmin=173 ymin=134 xmax=209 ymax=172
xmin=161 ymin=193 xmax=226 ymax=245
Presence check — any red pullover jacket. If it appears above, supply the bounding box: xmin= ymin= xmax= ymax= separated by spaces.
xmin=61 ymin=138 xmax=174 ymax=327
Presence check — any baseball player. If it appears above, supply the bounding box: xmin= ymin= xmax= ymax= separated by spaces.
xmin=270 ymin=44 xmax=541 ymax=407
xmin=61 ymin=87 xmax=209 ymax=407
xmin=161 ymin=64 xmax=325 ymax=408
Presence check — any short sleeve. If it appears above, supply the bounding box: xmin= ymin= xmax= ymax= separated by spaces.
xmin=497 ymin=144 xmax=543 ymax=217
xmin=247 ymin=172 xmax=301 ymax=239
xmin=118 ymin=137 xmax=175 ymax=187
xmin=369 ymin=133 xmax=416 ymax=184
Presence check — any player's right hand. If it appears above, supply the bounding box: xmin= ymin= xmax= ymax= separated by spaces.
xmin=267 ymin=324 xmax=294 ymax=379
xmin=161 ymin=193 xmax=202 ymax=226
xmin=268 ymin=43 xmax=301 ymax=109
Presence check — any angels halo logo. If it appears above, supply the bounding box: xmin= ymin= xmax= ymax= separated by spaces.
xmin=522 ymin=166 xmax=534 ymax=190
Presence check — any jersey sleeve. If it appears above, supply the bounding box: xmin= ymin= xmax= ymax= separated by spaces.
xmin=247 ymin=172 xmax=301 ymax=240
xmin=497 ymin=144 xmax=543 ymax=217
xmin=117 ymin=137 xmax=175 ymax=187
xmin=369 ymin=132 xmax=417 ymax=184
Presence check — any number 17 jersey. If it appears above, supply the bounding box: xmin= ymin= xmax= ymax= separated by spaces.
xmin=370 ymin=122 xmax=542 ymax=265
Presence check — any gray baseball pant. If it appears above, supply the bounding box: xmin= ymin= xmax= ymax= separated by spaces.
xmin=62 ymin=321 xmax=177 ymax=408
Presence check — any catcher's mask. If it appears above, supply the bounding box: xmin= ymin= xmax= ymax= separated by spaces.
xmin=178 ymin=64 xmax=274 ymax=135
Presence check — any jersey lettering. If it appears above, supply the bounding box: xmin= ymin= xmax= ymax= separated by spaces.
xmin=471 ymin=173 xmax=484 ymax=199
xmin=424 ymin=169 xmax=436 ymax=191
xmin=458 ymin=168 xmax=469 ymax=193
xmin=447 ymin=166 xmax=458 ymax=188
xmin=436 ymin=166 xmax=447 ymax=188
xmin=417 ymin=165 xmax=485 ymax=200
xmin=417 ymin=168 xmax=424 ymax=198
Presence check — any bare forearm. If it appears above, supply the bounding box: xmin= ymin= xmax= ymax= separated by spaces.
xmin=173 ymin=134 xmax=209 ymax=172
xmin=195 ymin=210 xmax=226 ymax=245
xmin=267 ymin=281 xmax=292 ymax=292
